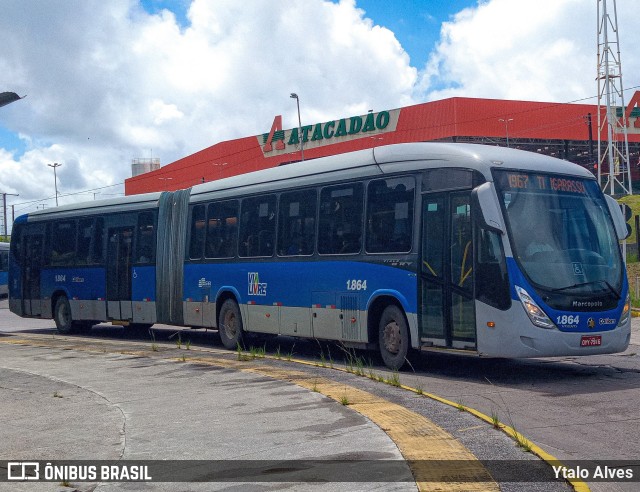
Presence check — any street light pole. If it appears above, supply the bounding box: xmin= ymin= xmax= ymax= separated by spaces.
xmin=48 ymin=163 xmax=62 ymax=206
xmin=499 ymin=118 xmax=514 ymax=148
xmin=2 ymin=192 xmax=19 ymax=240
xmin=290 ymin=93 xmax=304 ymax=162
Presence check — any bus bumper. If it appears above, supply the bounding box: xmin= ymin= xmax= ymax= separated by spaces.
xmin=475 ymin=302 xmax=631 ymax=358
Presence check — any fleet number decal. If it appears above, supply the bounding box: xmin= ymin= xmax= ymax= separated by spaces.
xmin=346 ymin=279 xmax=367 ymax=291
xmin=557 ymin=315 xmax=579 ymax=325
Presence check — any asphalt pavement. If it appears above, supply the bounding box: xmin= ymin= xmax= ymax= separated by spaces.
xmin=2 ymin=298 xmax=635 ymax=491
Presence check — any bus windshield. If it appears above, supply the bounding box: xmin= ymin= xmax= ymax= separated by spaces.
xmin=493 ymin=170 xmax=624 ymax=308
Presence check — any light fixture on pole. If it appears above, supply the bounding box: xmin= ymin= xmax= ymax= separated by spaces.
xmin=499 ymin=118 xmax=514 ymax=148
xmin=48 ymin=163 xmax=62 ymax=206
xmin=0 ymin=92 xmax=25 ymax=108
xmin=290 ymin=93 xmax=304 ymax=162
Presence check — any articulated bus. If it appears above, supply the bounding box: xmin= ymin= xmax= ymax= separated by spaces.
xmin=8 ymin=143 xmax=631 ymax=369
xmin=0 ymin=242 xmax=9 ymax=297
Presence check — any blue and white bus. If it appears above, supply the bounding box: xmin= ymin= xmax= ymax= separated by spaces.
xmin=0 ymin=242 xmax=9 ymax=297
xmin=9 ymin=143 xmax=631 ymax=369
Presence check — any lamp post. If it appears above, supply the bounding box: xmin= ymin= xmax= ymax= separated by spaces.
xmin=48 ymin=163 xmax=62 ymax=206
xmin=290 ymin=93 xmax=304 ymax=162
xmin=499 ymin=118 xmax=514 ymax=148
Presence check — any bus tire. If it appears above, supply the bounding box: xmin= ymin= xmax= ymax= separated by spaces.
xmin=378 ymin=305 xmax=410 ymax=371
xmin=218 ymin=299 xmax=245 ymax=350
xmin=53 ymin=296 xmax=79 ymax=334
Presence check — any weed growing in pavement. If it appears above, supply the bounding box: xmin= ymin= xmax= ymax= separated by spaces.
xmin=150 ymin=330 xmax=158 ymax=352
xmin=485 ymin=377 xmax=532 ymax=453
xmin=386 ymin=371 xmax=401 ymax=387
xmin=340 ymin=386 xmax=351 ymax=406
xmin=286 ymin=344 xmax=295 ymax=361
xmin=490 ymin=408 xmax=501 ymax=429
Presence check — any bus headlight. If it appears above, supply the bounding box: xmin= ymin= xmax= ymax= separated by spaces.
xmin=515 ymin=286 xmax=555 ymax=329
xmin=618 ymin=294 xmax=630 ymax=327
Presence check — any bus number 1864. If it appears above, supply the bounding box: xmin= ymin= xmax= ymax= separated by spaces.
xmin=346 ymin=279 xmax=367 ymax=291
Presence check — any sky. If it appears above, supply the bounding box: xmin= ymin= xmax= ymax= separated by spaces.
xmin=1 ymin=0 xmax=639 ymax=222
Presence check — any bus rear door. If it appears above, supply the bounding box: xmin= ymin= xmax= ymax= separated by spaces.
xmin=106 ymin=226 xmax=134 ymax=321
xmin=21 ymin=231 xmax=44 ymax=317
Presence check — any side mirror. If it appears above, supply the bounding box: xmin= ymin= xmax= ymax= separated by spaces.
xmin=471 ymin=182 xmax=505 ymax=234
xmin=604 ymin=195 xmax=631 ymax=240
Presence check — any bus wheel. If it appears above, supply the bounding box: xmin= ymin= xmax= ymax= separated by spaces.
xmin=53 ymin=296 xmax=79 ymax=334
xmin=218 ymin=299 xmax=244 ymax=350
xmin=378 ymin=305 xmax=409 ymax=370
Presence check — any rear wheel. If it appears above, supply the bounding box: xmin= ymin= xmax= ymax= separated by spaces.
xmin=53 ymin=296 xmax=82 ymax=334
xmin=218 ymin=299 xmax=245 ymax=349
xmin=378 ymin=305 xmax=410 ymax=370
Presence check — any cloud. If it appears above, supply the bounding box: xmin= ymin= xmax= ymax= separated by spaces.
xmin=1 ymin=0 xmax=639 ymax=216
xmin=0 ymin=0 xmax=416 ymax=211
xmin=420 ymin=0 xmax=640 ymax=103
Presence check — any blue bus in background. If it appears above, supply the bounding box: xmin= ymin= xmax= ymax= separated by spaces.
xmin=8 ymin=143 xmax=632 ymax=369
xmin=0 ymin=242 xmax=9 ymax=297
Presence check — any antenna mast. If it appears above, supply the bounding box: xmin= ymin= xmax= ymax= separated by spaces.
xmin=596 ymin=0 xmax=632 ymax=195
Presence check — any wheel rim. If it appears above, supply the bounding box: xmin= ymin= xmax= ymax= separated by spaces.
xmin=223 ymin=309 xmax=237 ymax=339
xmin=383 ymin=320 xmax=401 ymax=354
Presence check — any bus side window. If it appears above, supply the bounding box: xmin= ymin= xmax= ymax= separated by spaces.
xmin=50 ymin=220 xmax=78 ymax=266
xmin=239 ymin=195 xmax=276 ymax=257
xmin=188 ymin=205 xmax=206 ymax=260
xmin=205 ymin=201 xmax=239 ymax=259
xmin=77 ymin=218 xmax=94 ymax=265
xmin=92 ymin=217 xmax=105 ymax=264
xmin=136 ymin=212 xmax=155 ymax=264
xmin=366 ymin=177 xmax=414 ymax=253
xmin=318 ymin=183 xmax=363 ymax=255
xmin=475 ymin=228 xmax=510 ymax=310
xmin=278 ymin=189 xmax=316 ymax=256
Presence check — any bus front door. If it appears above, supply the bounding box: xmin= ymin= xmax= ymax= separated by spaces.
xmin=420 ymin=193 xmax=476 ymax=350
xmin=22 ymin=233 xmax=44 ymax=317
xmin=106 ymin=227 xmax=134 ymax=321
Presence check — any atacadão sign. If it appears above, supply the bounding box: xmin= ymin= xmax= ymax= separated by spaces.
xmin=259 ymin=108 xmax=400 ymax=156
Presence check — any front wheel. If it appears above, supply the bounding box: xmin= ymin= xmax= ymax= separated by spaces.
xmin=53 ymin=296 xmax=81 ymax=334
xmin=218 ymin=299 xmax=245 ymax=349
xmin=378 ymin=305 xmax=410 ymax=370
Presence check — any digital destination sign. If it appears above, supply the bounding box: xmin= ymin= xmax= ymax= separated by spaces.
xmin=497 ymin=172 xmax=587 ymax=195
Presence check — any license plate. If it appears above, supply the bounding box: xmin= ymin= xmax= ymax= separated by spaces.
xmin=581 ymin=335 xmax=602 ymax=347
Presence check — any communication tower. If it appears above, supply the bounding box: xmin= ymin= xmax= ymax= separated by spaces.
xmin=596 ymin=0 xmax=632 ymax=195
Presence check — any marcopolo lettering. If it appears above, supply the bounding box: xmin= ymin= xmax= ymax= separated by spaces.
xmin=572 ymin=300 xmax=603 ymax=308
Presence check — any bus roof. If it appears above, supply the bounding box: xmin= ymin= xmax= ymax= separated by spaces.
xmin=20 ymin=191 xmax=163 ymax=222
xmin=189 ymin=142 xmax=594 ymax=199
xmin=19 ymin=143 xmax=594 ymax=221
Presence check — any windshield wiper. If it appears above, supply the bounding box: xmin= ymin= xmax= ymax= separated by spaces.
xmin=550 ymin=280 xmax=621 ymax=299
